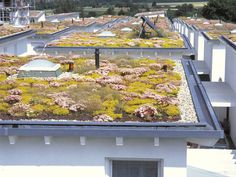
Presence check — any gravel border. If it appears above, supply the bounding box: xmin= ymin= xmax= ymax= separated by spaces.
xmin=174 ymin=60 xmax=198 ymax=123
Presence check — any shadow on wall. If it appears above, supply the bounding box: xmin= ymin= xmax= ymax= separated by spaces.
xmin=187 ymin=166 xmax=228 ymax=177
xmin=0 ymin=137 xmax=186 ymax=167
xmin=232 ymin=150 xmax=236 ymax=164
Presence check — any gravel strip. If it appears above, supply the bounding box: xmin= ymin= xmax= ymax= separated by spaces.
xmin=174 ymin=60 xmax=198 ymax=123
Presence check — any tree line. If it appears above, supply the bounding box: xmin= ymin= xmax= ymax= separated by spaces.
xmin=202 ymin=0 xmax=236 ymax=23
xmin=167 ymin=0 xmax=236 ymax=23
xmin=36 ymin=0 xmax=236 ymax=23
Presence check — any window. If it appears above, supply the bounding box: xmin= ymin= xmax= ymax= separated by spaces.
xmin=112 ymin=161 xmax=159 ymax=177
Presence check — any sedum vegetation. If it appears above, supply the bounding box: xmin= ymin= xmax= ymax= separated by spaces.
xmin=0 ymin=55 xmax=182 ymax=122
xmin=180 ymin=17 xmax=236 ymax=41
xmin=49 ymin=17 xmax=184 ymax=48
xmin=0 ymin=24 xmax=26 ymax=37
xmin=50 ymin=32 xmax=183 ymax=48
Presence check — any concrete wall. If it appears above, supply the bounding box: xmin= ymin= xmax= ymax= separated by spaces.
xmin=0 ymin=35 xmax=48 ymax=56
xmin=194 ymin=30 xmax=199 ymax=59
xmin=0 ymin=37 xmax=28 ymax=56
xmin=211 ymin=43 xmax=226 ymax=82
xmin=38 ymin=13 xmax=46 ymax=22
xmin=204 ymin=39 xmax=213 ymax=71
xmin=203 ymin=39 xmax=226 ymax=82
xmin=197 ymin=33 xmax=205 ymax=61
xmin=0 ymin=137 xmax=187 ymax=177
xmin=184 ymin=25 xmax=188 ymax=37
xmin=188 ymin=30 xmax=194 ymax=47
xmin=213 ymin=107 xmax=227 ymax=122
xmin=225 ymin=44 xmax=236 ymax=145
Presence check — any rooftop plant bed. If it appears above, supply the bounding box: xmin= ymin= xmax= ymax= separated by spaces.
xmin=29 ymin=16 xmax=119 ymax=34
xmin=0 ymin=24 xmax=26 ymax=38
xmin=225 ymin=34 xmax=236 ymax=43
xmin=49 ymin=31 xmax=183 ymax=48
xmin=29 ymin=21 xmax=67 ymax=34
xmin=0 ymin=55 xmax=197 ymax=122
xmin=49 ymin=17 xmax=184 ymax=48
xmin=113 ymin=17 xmax=176 ymax=38
xmin=60 ymin=18 xmax=96 ymax=26
xmin=93 ymin=15 xmax=119 ymax=24
xmin=180 ymin=17 xmax=236 ymax=40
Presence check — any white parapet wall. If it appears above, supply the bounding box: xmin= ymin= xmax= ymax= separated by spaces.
xmin=0 ymin=137 xmax=187 ymax=177
xmin=211 ymin=42 xmax=226 ymax=82
xmin=0 ymin=33 xmax=46 ymax=56
xmin=194 ymin=30 xmax=199 ymax=58
xmin=225 ymin=44 xmax=236 ymax=145
xmin=181 ymin=24 xmax=185 ymax=34
xmin=184 ymin=25 xmax=188 ymax=37
xmin=203 ymin=38 xmax=226 ymax=82
xmin=197 ymin=33 xmax=205 ymax=61
xmin=0 ymin=38 xmax=28 ymax=56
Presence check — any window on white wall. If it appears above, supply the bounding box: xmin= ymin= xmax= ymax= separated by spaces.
xmin=112 ymin=161 xmax=160 ymax=177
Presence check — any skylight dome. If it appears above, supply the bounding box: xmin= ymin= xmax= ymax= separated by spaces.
xmin=51 ymin=19 xmax=60 ymax=23
xmin=215 ymin=23 xmax=223 ymax=27
xmin=231 ymin=29 xmax=236 ymax=34
xmin=20 ymin=59 xmax=59 ymax=71
xmin=121 ymin=27 xmax=133 ymax=32
xmin=203 ymin=21 xmax=210 ymax=25
xmin=97 ymin=31 xmax=116 ymax=37
xmin=18 ymin=59 xmax=62 ymax=78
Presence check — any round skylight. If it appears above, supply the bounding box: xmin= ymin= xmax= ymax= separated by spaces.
xmin=19 ymin=59 xmax=61 ymax=71
xmin=203 ymin=21 xmax=210 ymax=25
xmin=97 ymin=31 xmax=116 ymax=37
xmin=215 ymin=23 xmax=223 ymax=27
xmin=231 ymin=29 xmax=236 ymax=34
xmin=121 ymin=27 xmax=133 ymax=32
xmin=51 ymin=19 xmax=60 ymax=23
xmin=26 ymin=59 xmax=56 ymax=68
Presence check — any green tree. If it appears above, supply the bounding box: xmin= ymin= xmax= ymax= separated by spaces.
xmin=175 ymin=4 xmax=195 ymax=17
xmin=88 ymin=11 xmax=97 ymax=17
xmin=152 ymin=1 xmax=157 ymax=8
xmin=128 ymin=3 xmax=139 ymax=16
xmin=118 ymin=9 xmax=126 ymax=15
xmin=106 ymin=7 xmax=115 ymax=15
xmin=201 ymin=0 xmax=236 ymax=22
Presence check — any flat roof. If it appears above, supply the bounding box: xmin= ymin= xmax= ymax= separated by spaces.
xmin=187 ymin=149 xmax=236 ymax=177
xmin=178 ymin=17 xmax=236 ymax=40
xmin=192 ymin=60 xmax=210 ymax=75
xmin=202 ymin=82 xmax=236 ymax=107
xmin=45 ymin=16 xmax=184 ymax=48
xmin=0 ymin=59 xmax=223 ymax=139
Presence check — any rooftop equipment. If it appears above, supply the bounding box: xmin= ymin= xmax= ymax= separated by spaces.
xmin=139 ymin=16 xmax=159 ymax=38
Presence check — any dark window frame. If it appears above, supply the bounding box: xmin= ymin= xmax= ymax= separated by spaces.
xmin=109 ymin=159 xmax=163 ymax=177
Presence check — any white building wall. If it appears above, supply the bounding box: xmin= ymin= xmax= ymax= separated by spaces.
xmin=194 ymin=30 xmax=199 ymax=59
xmin=181 ymin=24 xmax=184 ymax=34
xmin=197 ymin=33 xmax=205 ymax=61
xmin=38 ymin=13 xmax=46 ymax=22
xmin=229 ymin=108 xmax=236 ymax=145
xmin=178 ymin=22 xmax=181 ymax=32
xmin=225 ymin=45 xmax=236 ymax=145
xmin=0 ymin=38 xmax=28 ymax=56
xmin=184 ymin=26 xmax=188 ymax=37
xmin=189 ymin=31 xmax=194 ymax=47
xmin=213 ymin=107 xmax=227 ymax=122
xmin=204 ymin=39 xmax=213 ymax=71
xmin=0 ymin=137 xmax=187 ymax=177
xmin=177 ymin=22 xmax=182 ymax=33
xmin=211 ymin=43 xmax=226 ymax=82
xmin=173 ymin=22 xmax=177 ymax=30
